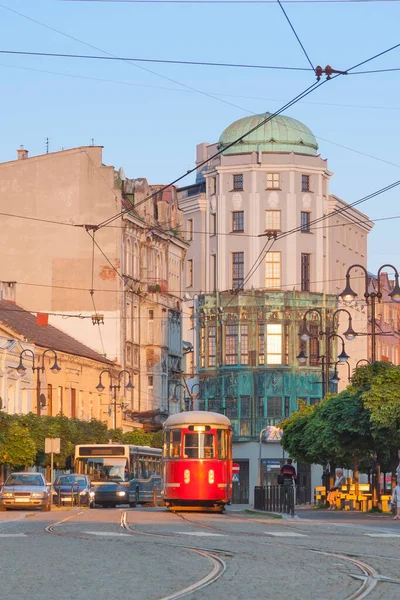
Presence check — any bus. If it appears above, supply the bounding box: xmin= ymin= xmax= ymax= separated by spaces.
xmin=75 ymin=444 xmax=162 ymax=508
xmin=162 ymin=411 xmax=232 ymax=512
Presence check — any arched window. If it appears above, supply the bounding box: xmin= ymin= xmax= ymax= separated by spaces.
xmin=125 ymin=238 xmax=132 ymax=276
xmin=133 ymin=243 xmax=139 ymax=279
xmin=155 ymin=254 xmax=161 ymax=281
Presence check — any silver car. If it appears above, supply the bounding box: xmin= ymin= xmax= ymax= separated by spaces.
xmin=0 ymin=472 xmax=52 ymax=511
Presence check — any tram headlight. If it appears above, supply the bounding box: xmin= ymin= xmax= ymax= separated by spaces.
xmin=184 ymin=469 xmax=190 ymax=484
xmin=117 ymin=491 xmax=126 ymax=497
xmin=208 ymin=470 xmax=215 ymax=484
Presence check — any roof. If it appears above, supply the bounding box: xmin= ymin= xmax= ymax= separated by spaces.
xmin=0 ymin=300 xmax=112 ymax=364
xmin=164 ymin=411 xmax=231 ymax=428
xmin=218 ymin=113 xmax=318 ymax=156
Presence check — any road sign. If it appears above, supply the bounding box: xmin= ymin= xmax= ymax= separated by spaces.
xmin=232 ymin=473 xmax=240 ymax=483
xmin=232 ymin=463 xmax=240 ymax=473
xmin=45 ymin=438 xmax=60 ymax=454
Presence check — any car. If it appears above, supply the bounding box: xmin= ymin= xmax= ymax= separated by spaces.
xmin=0 ymin=472 xmax=52 ymax=511
xmin=53 ymin=474 xmax=94 ymax=507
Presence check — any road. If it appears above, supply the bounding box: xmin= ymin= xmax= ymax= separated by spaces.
xmin=1 ymin=505 xmax=400 ymax=599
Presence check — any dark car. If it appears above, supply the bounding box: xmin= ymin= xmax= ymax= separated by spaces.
xmin=53 ymin=474 xmax=94 ymax=507
xmin=0 ymin=472 xmax=51 ymax=511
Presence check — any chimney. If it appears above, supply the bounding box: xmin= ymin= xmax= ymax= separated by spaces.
xmin=17 ymin=146 xmax=29 ymax=160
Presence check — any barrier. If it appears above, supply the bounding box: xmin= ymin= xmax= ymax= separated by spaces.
xmin=314 ymin=484 xmax=393 ymax=512
xmin=254 ymin=485 xmax=295 ymax=516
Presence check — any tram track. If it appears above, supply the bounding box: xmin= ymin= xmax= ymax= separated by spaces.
xmin=41 ymin=508 xmax=400 ymax=600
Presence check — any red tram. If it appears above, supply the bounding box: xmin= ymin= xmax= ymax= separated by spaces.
xmin=162 ymin=411 xmax=232 ymax=512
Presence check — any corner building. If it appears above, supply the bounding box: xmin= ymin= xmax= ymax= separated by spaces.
xmin=178 ymin=113 xmax=373 ymax=504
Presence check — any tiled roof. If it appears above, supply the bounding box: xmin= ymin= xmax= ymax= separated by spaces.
xmin=0 ymin=300 xmax=112 ymax=365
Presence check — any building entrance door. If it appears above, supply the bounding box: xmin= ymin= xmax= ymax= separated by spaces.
xmin=296 ymin=463 xmax=311 ymax=504
xmin=232 ymin=459 xmax=249 ymax=504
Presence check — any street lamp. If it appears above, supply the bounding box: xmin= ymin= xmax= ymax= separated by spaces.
xmin=96 ymin=369 xmax=134 ymax=429
xmin=296 ymin=309 xmax=352 ymax=398
xmin=340 ymin=263 xmax=400 ymax=362
xmin=15 ymin=348 xmax=61 ymax=415
xmin=356 ymin=359 xmax=371 ymax=368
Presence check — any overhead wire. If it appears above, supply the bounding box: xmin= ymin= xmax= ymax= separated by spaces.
xmin=0 ymin=49 xmax=313 ymax=72
xmin=277 ymin=0 xmax=314 ymax=70
xmin=88 ymin=231 xmax=107 ymax=356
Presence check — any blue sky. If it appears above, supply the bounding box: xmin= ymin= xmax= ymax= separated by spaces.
xmin=1 ymin=0 xmax=400 ymax=273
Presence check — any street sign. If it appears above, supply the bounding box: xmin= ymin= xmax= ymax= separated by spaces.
xmin=232 ymin=463 xmax=240 ymax=473
xmin=45 ymin=438 xmax=60 ymax=454
xmin=232 ymin=473 xmax=240 ymax=483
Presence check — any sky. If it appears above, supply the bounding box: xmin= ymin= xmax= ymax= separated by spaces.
xmin=1 ymin=0 xmax=400 ymax=274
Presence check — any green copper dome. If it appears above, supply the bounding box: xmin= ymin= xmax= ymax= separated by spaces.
xmin=218 ymin=113 xmax=318 ymax=156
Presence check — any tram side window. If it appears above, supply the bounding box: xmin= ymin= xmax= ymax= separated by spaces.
xmin=217 ymin=429 xmax=228 ymax=459
xmin=184 ymin=433 xmax=215 ymax=459
xmin=168 ymin=430 xmax=181 ymax=458
xmin=139 ymin=458 xmax=149 ymax=479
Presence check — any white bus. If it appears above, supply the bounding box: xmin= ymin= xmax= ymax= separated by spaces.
xmin=75 ymin=444 xmax=162 ymax=508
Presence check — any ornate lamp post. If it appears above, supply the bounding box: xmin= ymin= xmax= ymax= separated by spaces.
xmin=296 ymin=308 xmax=352 ymax=398
xmin=96 ymin=369 xmax=134 ymax=429
xmin=340 ymin=263 xmax=400 ymax=362
xmin=16 ymin=349 xmax=61 ymax=415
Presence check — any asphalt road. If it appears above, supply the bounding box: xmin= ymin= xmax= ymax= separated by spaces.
xmin=1 ymin=505 xmax=400 ymax=599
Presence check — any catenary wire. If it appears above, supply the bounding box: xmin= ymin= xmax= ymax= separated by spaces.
xmin=277 ymin=0 xmax=315 ymax=70
xmin=0 ymin=49 xmax=313 ymax=72
xmin=3 ymin=61 xmax=400 ymax=112
xmin=95 ymin=39 xmax=400 ymax=229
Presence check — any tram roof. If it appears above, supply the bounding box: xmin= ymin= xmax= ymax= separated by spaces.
xmin=163 ymin=411 xmax=231 ymax=428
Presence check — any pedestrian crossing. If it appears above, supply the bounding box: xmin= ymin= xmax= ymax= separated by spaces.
xmin=264 ymin=532 xmax=307 ymax=537
xmin=0 ymin=533 xmax=27 ymax=537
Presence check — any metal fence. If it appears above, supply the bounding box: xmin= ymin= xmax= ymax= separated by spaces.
xmin=254 ymin=485 xmax=295 ymax=516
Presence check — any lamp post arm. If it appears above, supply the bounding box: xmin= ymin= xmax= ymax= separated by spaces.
xmin=118 ymin=369 xmax=132 ymax=384
xmin=19 ymin=348 xmax=36 ymax=365
xmin=98 ymin=368 xmax=113 ymax=387
xmin=376 ymin=264 xmax=400 ymax=298
xmin=302 ymin=309 xmax=323 ymax=332
xmin=345 ymin=264 xmax=369 ymax=297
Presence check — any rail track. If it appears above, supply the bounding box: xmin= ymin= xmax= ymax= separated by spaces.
xmin=42 ymin=507 xmax=400 ymax=599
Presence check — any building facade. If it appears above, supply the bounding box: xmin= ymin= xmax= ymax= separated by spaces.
xmin=178 ymin=113 xmax=374 ymax=502
xmin=0 ymin=299 xmax=126 ymax=429
xmin=0 ymin=147 xmax=187 ymax=426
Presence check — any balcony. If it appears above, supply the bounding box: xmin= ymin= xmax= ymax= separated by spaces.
xmin=147 ymin=280 xmax=168 ymax=294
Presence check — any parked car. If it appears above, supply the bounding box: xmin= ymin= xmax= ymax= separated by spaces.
xmin=53 ymin=474 xmax=94 ymax=507
xmin=0 ymin=472 xmax=51 ymax=511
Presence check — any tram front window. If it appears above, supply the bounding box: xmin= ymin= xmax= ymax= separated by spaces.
xmin=76 ymin=457 xmax=129 ymax=482
xmin=184 ymin=433 xmax=214 ymax=459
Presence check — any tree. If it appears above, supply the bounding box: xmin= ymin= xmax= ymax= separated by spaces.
xmin=123 ymin=430 xmax=153 ymax=446
xmin=151 ymin=430 xmax=163 ymax=449
xmin=0 ymin=422 xmax=37 ymax=469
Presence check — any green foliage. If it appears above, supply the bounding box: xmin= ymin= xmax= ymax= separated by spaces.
xmin=282 ymin=362 xmax=400 ymax=472
xmin=0 ymin=413 xmax=163 ymax=470
xmin=0 ymin=422 xmax=37 ymax=468
xmin=151 ymin=430 xmax=163 ymax=449
xmin=122 ymin=430 xmax=153 ymax=446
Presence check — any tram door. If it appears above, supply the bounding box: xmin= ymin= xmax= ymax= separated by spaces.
xmin=296 ymin=463 xmax=311 ymax=504
xmin=232 ymin=460 xmax=249 ymax=504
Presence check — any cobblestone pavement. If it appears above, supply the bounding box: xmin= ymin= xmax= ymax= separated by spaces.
xmin=1 ymin=506 xmax=400 ymax=600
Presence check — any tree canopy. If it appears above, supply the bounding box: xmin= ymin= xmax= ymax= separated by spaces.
xmin=281 ymin=362 xmax=400 ymax=473
xmin=0 ymin=412 xmax=163 ymax=469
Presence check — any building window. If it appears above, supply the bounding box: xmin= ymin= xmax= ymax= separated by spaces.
xmin=225 ymin=325 xmax=238 ymax=365
xmin=284 ymin=397 xmax=290 ymax=417
xmin=232 ymin=211 xmax=244 ymax=232
xmin=309 ymin=323 xmax=319 ymax=366
xmin=258 ymin=324 xmax=265 ymax=365
xmin=187 ymin=219 xmax=193 ymax=241
xmin=301 ymin=211 xmax=311 ymax=233
xmin=266 ymin=173 xmax=280 ymax=189
xmin=208 ymin=326 xmax=216 ymax=367
xmin=257 ymin=396 xmax=265 ymax=417
xmin=284 ymin=324 xmax=289 ymax=366
xmin=240 ymin=325 xmax=249 ymax=365
xmin=301 ymin=174 xmax=310 ymax=192
xmin=148 ymin=309 xmax=154 ymax=320
xmin=301 ymin=253 xmax=311 ymax=291
xmin=266 ymin=324 xmax=282 ymax=365
xmin=265 ymin=210 xmax=281 ymax=231
xmin=309 ymin=397 xmax=320 ymax=406
xmin=226 ymin=397 xmax=238 ymax=419
xmin=210 ymin=213 xmax=216 ymax=235
xmin=240 ymin=396 xmax=251 ymax=418
xmin=232 ymin=252 xmax=244 ymax=289
xmin=189 ymin=306 xmax=194 ymax=330
xmin=267 ymin=397 xmax=282 ymax=418
xmin=187 ymin=259 xmax=193 ymax=287
xmin=147 ymin=376 xmax=153 ymax=388
xmin=233 ymin=174 xmax=243 ymax=190
xmin=200 ymin=327 xmax=205 ymax=368
xmin=265 ymin=252 xmax=281 ymax=289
